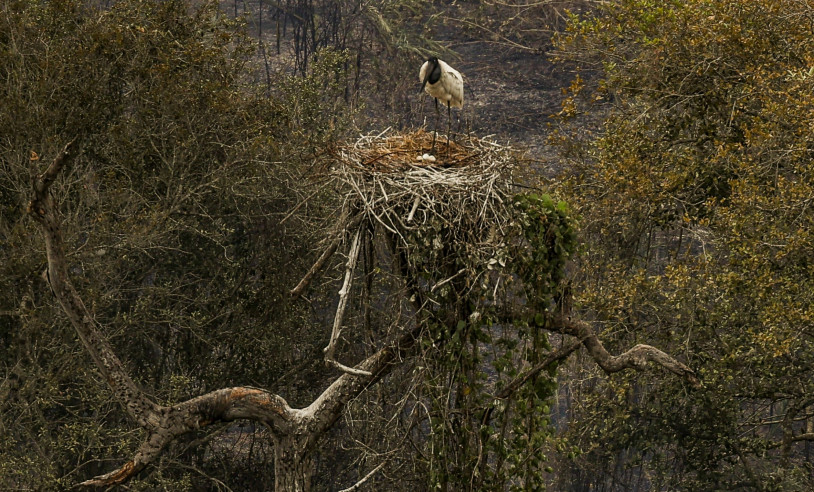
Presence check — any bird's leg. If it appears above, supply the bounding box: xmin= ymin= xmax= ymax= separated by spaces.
xmin=431 ymin=97 xmax=439 ymax=154
xmin=446 ymin=102 xmax=452 ymax=159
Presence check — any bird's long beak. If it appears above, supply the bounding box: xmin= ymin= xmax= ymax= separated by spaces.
xmin=420 ymin=72 xmax=430 ymax=94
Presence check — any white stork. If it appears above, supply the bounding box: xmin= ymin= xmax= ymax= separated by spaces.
xmin=419 ymin=56 xmax=463 ymax=153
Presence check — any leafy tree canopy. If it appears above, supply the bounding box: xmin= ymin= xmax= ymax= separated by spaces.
xmin=1 ymin=0 xmax=349 ymax=487
xmin=552 ymin=0 xmax=814 ymax=489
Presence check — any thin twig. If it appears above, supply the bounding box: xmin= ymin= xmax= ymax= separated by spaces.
xmin=291 ymin=214 xmax=364 ymax=298
xmin=327 ymin=359 xmax=373 ymax=377
xmin=338 ymin=461 xmax=387 ymax=492
xmin=406 ymin=195 xmax=421 ymax=222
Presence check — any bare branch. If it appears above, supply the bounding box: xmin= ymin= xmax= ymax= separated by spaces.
xmin=29 ymin=145 xmax=304 ymax=487
xmin=338 ymin=461 xmax=386 ymax=492
xmin=552 ymin=315 xmax=701 ymax=388
xmin=328 ymin=359 xmax=374 ymax=377
xmin=495 ymin=338 xmax=583 ymax=400
xmin=290 ymin=235 xmax=342 ymax=298
xmin=406 ymin=195 xmax=421 ymax=222
xmin=790 ymin=433 xmax=814 ymax=443
xmin=30 ymin=138 xmax=78 ymax=199
xmin=305 ymin=322 xmax=424 ymax=436
xmin=290 ymin=214 xmax=364 ymax=298
xmin=29 ymin=141 xmax=162 ymax=428
xmin=324 ymin=224 xmax=364 ymax=367
xmin=77 ymin=440 xmax=157 ymax=488
xmin=79 ymin=387 xmax=295 ymax=487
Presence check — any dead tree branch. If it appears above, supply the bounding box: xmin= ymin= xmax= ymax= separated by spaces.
xmin=77 ymin=387 xmax=296 ymax=487
xmin=290 ymin=213 xmax=365 ymax=298
xmin=337 ymin=462 xmax=386 ymax=492
xmin=324 ymin=224 xmax=371 ymax=376
xmin=551 ymin=315 xmax=701 ymax=388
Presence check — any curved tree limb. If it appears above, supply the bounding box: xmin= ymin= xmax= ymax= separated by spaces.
xmin=30 ymin=144 xmax=425 ymax=487
xmin=79 ymin=319 xmax=425 ymax=487
xmin=29 ymin=140 xmax=161 ymax=428
xmin=29 ymin=143 xmax=301 ymax=486
xmin=551 ymin=315 xmax=701 ymax=388
xmin=78 ymin=387 xmax=297 ymax=487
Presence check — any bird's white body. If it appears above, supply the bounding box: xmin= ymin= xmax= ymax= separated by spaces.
xmin=419 ymin=59 xmax=464 ymax=109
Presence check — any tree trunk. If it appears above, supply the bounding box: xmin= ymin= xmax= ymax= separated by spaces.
xmin=274 ymin=433 xmax=314 ymax=492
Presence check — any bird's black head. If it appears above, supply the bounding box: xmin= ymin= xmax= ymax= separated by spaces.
xmin=421 ymin=57 xmax=442 ymax=89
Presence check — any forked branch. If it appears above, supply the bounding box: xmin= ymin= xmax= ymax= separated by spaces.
xmin=30 ymin=143 xmax=298 ymax=486
xmin=78 ymin=387 xmax=296 ymax=487
xmin=29 ymin=144 xmax=422 ymax=487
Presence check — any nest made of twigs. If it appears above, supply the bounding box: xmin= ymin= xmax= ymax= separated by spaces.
xmin=327 ymin=129 xmax=517 ymax=255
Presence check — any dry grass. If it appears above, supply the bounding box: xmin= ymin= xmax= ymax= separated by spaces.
xmin=335 ymin=128 xmax=496 ymax=172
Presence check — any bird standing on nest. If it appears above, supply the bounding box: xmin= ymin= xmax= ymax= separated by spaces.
xmin=420 ymin=56 xmax=464 ymax=156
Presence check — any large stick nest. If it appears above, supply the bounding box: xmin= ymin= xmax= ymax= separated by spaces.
xmin=328 ymin=129 xmax=519 ymax=274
